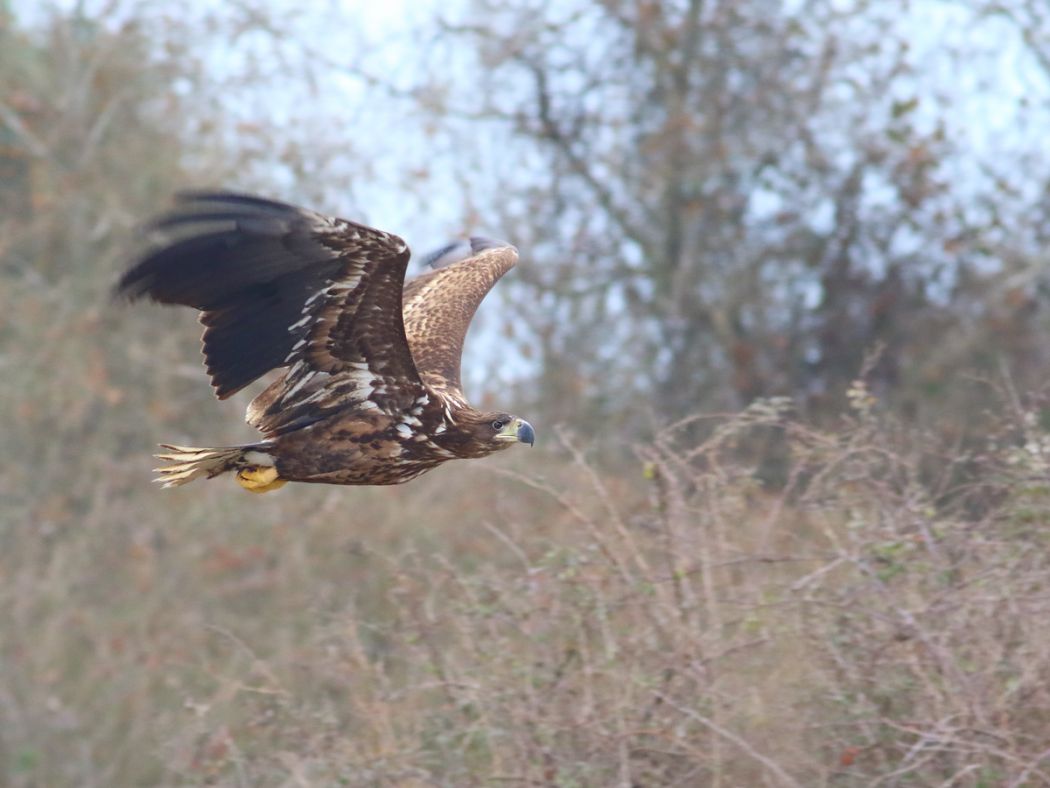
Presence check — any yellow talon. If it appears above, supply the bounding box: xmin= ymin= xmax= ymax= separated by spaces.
xmin=236 ymin=465 xmax=287 ymax=494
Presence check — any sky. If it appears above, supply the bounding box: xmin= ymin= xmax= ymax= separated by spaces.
xmin=8 ymin=0 xmax=1050 ymax=393
xmin=11 ymin=0 xmax=1047 ymax=232
xmin=9 ymin=0 xmax=478 ymax=245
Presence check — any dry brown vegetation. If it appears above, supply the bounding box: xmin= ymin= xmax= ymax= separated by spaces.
xmin=5 ymin=2 xmax=1050 ymax=786
xmin=5 ymin=359 xmax=1050 ymax=785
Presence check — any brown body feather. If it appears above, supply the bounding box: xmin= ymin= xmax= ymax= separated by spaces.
xmin=117 ymin=192 xmax=532 ymax=488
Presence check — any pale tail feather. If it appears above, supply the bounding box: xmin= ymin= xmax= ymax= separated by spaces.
xmin=153 ymin=444 xmax=255 ymax=488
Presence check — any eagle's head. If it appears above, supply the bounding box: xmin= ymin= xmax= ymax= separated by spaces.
xmin=448 ymin=410 xmax=535 ymax=457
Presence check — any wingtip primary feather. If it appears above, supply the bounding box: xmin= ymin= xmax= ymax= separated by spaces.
xmin=469 ymin=236 xmax=515 ymax=254
xmin=421 ymin=237 xmax=516 ymax=271
xmin=422 ymin=239 xmax=472 ymax=270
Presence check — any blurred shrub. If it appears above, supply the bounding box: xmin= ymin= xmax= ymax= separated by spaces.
xmin=6 ymin=383 xmax=1050 ymax=784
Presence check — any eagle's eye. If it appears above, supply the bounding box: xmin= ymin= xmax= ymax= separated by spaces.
xmin=491 ymin=420 xmax=505 ymax=431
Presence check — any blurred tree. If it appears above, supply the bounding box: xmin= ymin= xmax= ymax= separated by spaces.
xmin=427 ymin=0 xmax=1050 ymax=434
xmin=1 ymin=7 xmax=197 ymax=284
xmin=0 ymin=4 xmax=243 ymax=517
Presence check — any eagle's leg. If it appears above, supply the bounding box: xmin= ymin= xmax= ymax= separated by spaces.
xmin=236 ymin=465 xmax=287 ymax=494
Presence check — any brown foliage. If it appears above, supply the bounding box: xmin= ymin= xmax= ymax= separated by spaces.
xmin=4 ymin=3 xmax=1050 ymax=786
xmin=6 ymin=370 xmax=1050 ymax=784
xmin=436 ymin=0 xmax=1050 ymax=432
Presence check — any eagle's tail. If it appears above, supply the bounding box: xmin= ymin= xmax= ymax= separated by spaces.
xmin=153 ymin=444 xmax=285 ymax=493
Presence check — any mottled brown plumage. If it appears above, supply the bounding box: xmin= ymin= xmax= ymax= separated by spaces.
xmin=117 ymin=192 xmax=534 ymax=492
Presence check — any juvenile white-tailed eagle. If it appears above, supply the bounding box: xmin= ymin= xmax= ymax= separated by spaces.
xmin=117 ymin=192 xmax=534 ymax=493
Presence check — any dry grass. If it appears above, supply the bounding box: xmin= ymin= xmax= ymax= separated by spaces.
xmin=6 ymin=8 xmax=1050 ymax=784
xmin=4 ymin=280 xmax=1050 ymax=787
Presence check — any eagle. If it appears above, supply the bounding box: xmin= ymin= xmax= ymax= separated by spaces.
xmin=116 ymin=191 xmax=534 ymax=493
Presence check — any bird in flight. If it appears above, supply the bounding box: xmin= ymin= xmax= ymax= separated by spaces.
xmin=117 ymin=192 xmax=534 ymax=493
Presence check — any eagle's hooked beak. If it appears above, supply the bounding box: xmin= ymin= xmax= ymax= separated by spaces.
xmin=517 ymin=419 xmax=535 ymax=446
xmin=497 ymin=417 xmax=535 ymax=446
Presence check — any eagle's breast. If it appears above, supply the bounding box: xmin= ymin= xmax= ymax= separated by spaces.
xmin=270 ymin=389 xmax=461 ymax=485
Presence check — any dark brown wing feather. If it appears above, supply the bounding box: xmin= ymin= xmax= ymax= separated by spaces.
xmin=117 ymin=192 xmax=424 ymax=435
xmin=402 ymin=240 xmax=518 ymax=399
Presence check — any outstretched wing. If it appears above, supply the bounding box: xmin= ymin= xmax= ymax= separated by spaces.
xmin=401 ymin=237 xmax=518 ymax=399
xmin=117 ymin=192 xmax=424 ymax=433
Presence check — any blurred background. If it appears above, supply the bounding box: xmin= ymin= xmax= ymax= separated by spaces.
xmin=3 ymin=0 xmax=1050 ymax=784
